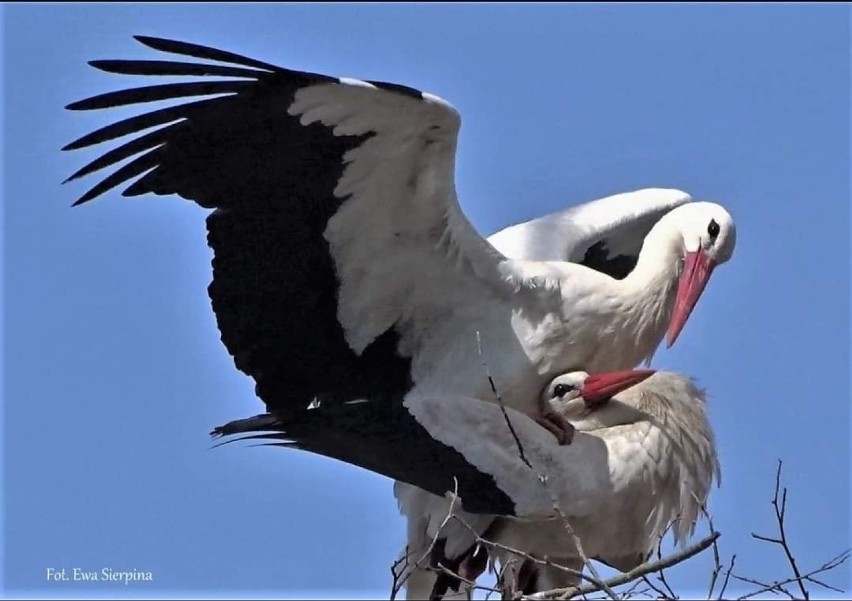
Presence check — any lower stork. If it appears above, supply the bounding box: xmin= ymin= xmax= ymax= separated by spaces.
xmin=396 ymin=370 xmax=720 ymax=599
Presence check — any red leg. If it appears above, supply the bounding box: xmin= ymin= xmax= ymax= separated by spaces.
xmin=458 ymin=543 xmax=488 ymax=582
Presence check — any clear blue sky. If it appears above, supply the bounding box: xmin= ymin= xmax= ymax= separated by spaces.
xmin=3 ymin=3 xmax=850 ymax=598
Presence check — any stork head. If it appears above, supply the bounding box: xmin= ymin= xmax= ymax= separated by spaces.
xmin=543 ymin=369 xmax=656 ymax=409
xmin=665 ymin=202 xmax=736 ymax=347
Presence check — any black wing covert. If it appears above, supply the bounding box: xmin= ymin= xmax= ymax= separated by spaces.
xmin=212 ymin=400 xmax=517 ymax=516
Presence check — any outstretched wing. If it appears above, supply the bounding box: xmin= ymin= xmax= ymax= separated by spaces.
xmin=488 ymin=188 xmax=692 ymax=278
xmin=64 ymin=36 xmax=532 ymax=416
xmin=213 ymin=391 xmax=619 ymax=517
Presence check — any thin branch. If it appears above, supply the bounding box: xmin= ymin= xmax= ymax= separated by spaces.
xmin=804 ymin=575 xmax=843 ymax=594
xmin=705 ymin=512 xmax=724 ymax=599
xmin=551 ymin=506 xmax=619 ymax=601
xmin=717 ymin=554 xmax=736 ymax=601
xmin=525 ymin=531 xmax=720 ymax=600
xmin=731 ymin=572 xmax=795 ymax=599
xmin=773 ymin=461 xmax=806 ymax=599
xmin=733 ymin=549 xmax=851 ymax=600
xmin=390 ymin=478 xmax=464 ymax=599
xmin=751 ymin=534 xmax=783 ymax=545
xmin=450 ymin=513 xmax=587 ymax=584
xmin=695 ymin=502 xmax=731 ymax=601
xmin=390 ymin=551 xmax=409 ymax=600
xmin=640 ymin=574 xmax=675 ymax=601
xmin=616 ymin=577 xmax=645 ymax=600
xmin=476 ymin=331 xmax=535 ymax=472
xmin=652 ymin=524 xmax=679 ymax=600
xmin=748 ymin=461 xmax=808 ymax=601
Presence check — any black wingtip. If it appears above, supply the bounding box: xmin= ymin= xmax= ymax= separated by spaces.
xmin=209 ymin=431 xmax=290 ymax=451
xmin=133 ymin=34 xmax=168 ymax=47
xmin=88 ymin=59 xmax=126 ymax=74
xmin=130 ymin=35 xmax=284 ymax=73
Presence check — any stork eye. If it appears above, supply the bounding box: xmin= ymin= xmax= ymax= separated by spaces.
xmin=553 ymin=383 xmax=574 ymax=398
xmin=707 ymin=219 xmax=720 ymax=238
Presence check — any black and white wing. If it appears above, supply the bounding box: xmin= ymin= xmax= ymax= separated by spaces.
xmin=487 ymin=188 xmax=692 ymax=278
xmin=213 ymin=390 xmax=620 ymax=517
xmin=64 ymin=36 xmax=537 ymax=418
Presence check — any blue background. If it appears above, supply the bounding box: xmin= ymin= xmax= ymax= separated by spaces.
xmin=3 ymin=4 xmax=850 ymax=598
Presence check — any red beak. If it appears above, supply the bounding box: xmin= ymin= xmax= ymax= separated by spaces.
xmin=666 ymin=249 xmax=717 ymax=348
xmin=580 ymin=369 xmax=656 ymax=406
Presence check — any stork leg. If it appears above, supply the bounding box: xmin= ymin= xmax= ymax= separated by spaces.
xmin=533 ymin=412 xmax=575 ymax=445
xmin=498 ymin=557 xmax=538 ymax=600
xmin=429 ymin=542 xmax=488 ymax=600
xmin=516 ymin=558 xmax=540 ymax=595
xmin=458 ymin=543 xmax=488 ymax=582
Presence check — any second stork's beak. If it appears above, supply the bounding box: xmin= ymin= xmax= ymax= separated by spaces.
xmin=580 ymin=369 xmax=656 ymax=406
xmin=666 ymin=249 xmax=717 ymax=348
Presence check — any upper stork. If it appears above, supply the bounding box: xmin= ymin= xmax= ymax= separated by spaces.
xmin=64 ymin=36 xmax=736 ymax=516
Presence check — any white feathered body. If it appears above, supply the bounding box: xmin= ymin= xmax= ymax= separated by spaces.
xmin=492 ymin=372 xmax=720 ymax=584
xmin=398 ymin=371 xmax=720 ymax=598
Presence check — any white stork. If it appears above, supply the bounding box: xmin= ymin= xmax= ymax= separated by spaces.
xmin=64 ymin=37 xmax=736 ymax=516
xmin=396 ymin=370 xmax=720 ymax=599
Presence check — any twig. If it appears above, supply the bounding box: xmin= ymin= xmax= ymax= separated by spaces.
xmin=734 ymin=548 xmax=851 ymax=601
xmin=551 ymin=506 xmax=619 ymax=601
xmin=390 ymin=551 xmax=409 ymax=600
xmin=748 ymin=461 xmax=809 ymax=600
xmin=640 ymin=574 xmax=675 ymax=600
xmin=391 ymin=478 xmax=464 ymax=599
xmin=717 ymin=554 xmax=736 ymax=601
xmin=652 ymin=523 xmax=679 ymax=600
xmin=525 ymin=531 xmax=720 ymax=600
xmin=701 ymin=504 xmax=724 ymax=600
xmin=804 ymin=575 xmax=843 ymax=594
xmin=476 ymin=330 xmax=534 ymax=471
xmin=450 ymin=513 xmax=588 ymax=584
xmin=731 ymin=572 xmax=795 ymax=599
xmin=620 ymin=579 xmax=652 ymax=600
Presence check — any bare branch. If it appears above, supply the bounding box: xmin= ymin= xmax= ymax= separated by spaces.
xmin=640 ymin=574 xmax=675 ymax=600
xmin=525 ymin=531 xmax=720 ymax=600
xmin=772 ymin=460 xmax=807 ymax=600
xmin=734 ymin=548 xmax=851 ymax=600
xmin=391 ymin=478 xmax=464 ymax=600
xmin=704 ymin=505 xmax=724 ymax=600
xmin=652 ymin=524 xmax=679 ymax=600
xmin=732 ymin=572 xmax=796 ymax=599
xmin=804 ymin=575 xmax=843 ymax=594
xmin=551 ymin=506 xmax=619 ymax=600
xmin=750 ymin=533 xmax=783 ymax=545
xmin=745 ymin=460 xmax=829 ymax=601
xmin=449 ymin=512 xmax=588 ymax=584
xmin=717 ymin=554 xmax=736 ymax=601
xmin=476 ymin=330 xmax=534 ymax=471
xmin=390 ymin=551 xmax=409 ymax=600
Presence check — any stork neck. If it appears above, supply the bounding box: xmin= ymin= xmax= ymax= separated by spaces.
xmin=609 ymin=217 xmax=684 ymax=357
xmin=626 ymin=217 xmax=684 ymax=290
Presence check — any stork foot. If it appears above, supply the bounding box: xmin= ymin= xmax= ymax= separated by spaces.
xmin=534 ymin=412 xmax=575 ymax=445
xmin=429 ymin=541 xmax=488 ymax=599
xmin=458 ymin=543 xmax=488 ymax=582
